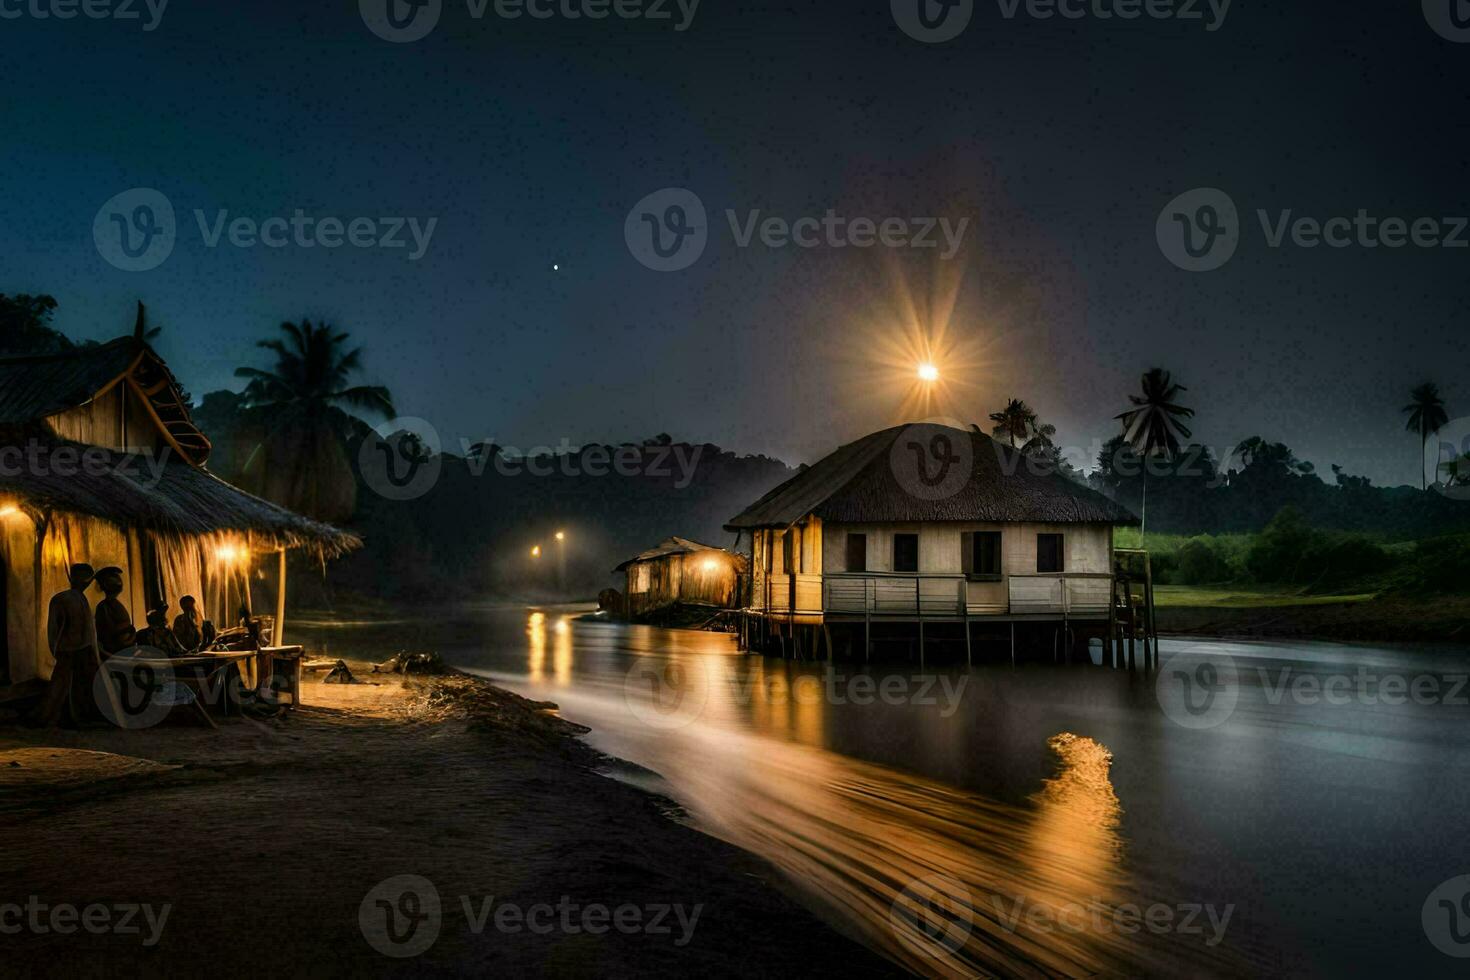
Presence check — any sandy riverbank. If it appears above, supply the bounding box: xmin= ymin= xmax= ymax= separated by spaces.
xmin=0 ymin=664 xmax=898 ymax=978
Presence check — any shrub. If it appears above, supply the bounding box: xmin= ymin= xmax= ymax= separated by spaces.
xmin=1245 ymin=507 xmax=1316 ymax=582
xmin=1176 ymin=536 xmax=1233 ymax=585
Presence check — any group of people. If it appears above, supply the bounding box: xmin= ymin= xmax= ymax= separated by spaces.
xmin=35 ymin=562 xmax=208 ymax=727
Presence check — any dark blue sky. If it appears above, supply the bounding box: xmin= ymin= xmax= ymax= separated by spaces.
xmin=3 ymin=0 xmax=1467 ymax=485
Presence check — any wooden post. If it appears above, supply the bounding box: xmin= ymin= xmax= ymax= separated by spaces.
xmin=1107 ymin=575 xmax=1118 ymax=670
xmin=916 ymin=577 xmax=924 ymax=668
xmin=1010 ymin=621 xmax=1016 ymax=668
xmin=864 ymin=578 xmax=871 ymax=663
xmin=275 ymin=548 xmax=288 ymax=647
xmin=1144 ymin=553 xmax=1158 ymax=671
xmin=962 ymin=580 xmax=972 ymax=668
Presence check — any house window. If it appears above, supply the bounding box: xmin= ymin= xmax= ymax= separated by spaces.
xmin=781 ymin=530 xmax=798 ymax=574
xmin=962 ymin=531 xmax=1002 ymax=580
xmin=846 ymin=533 xmax=868 ymax=572
xmin=893 ymin=533 xmax=919 ymax=573
xmin=630 ymin=564 xmax=651 ymax=594
xmin=1037 ymin=534 xmax=1064 ymax=574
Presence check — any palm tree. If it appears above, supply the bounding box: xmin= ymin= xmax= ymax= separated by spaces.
xmin=1402 ymin=382 xmax=1449 ymax=490
xmin=1116 ymin=368 xmax=1195 ymax=541
xmin=988 ymin=399 xmax=1037 ymax=449
xmin=234 ymin=320 xmax=396 ymax=522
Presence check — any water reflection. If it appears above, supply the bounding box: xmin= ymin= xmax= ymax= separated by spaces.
xmin=499 ymin=611 xmax=1205 ymax=977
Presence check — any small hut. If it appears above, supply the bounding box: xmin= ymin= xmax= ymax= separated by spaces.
xmin=613 ymin=536 xmax=743 ymax=621
xmin=0 ymin=330 xmax=357 ymax=693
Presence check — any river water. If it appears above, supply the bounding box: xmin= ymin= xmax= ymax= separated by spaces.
xmin=302 ymin=606 xmax=1470 ymax=978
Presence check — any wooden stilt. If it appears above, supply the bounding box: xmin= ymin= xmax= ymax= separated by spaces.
xmin=1010 ymin=622 xmax=1016 ymax=668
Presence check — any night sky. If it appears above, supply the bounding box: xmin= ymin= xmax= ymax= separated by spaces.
xmin=3 ymin=0 xmax=1467 ymax=486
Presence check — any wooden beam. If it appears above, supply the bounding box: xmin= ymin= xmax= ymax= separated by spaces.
xmin=275 ymin=548 xmax=288 ymax=647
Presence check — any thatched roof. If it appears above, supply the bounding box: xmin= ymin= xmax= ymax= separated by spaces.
xmin=0 ymin=335 xmax=358 ymax=556
xmin=614 ymin=536 xmax=727 ymax=572
xmin=0 ymin=429 xmax=360 ymax=556
xmin=725 ymin=423 xmax=1138 ymax=530
xmin=0 ymin=337 xmax=211 ymax=464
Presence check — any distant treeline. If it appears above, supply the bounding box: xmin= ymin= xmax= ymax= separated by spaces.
xmin=1087 ymin=435 xmax=1470 ymax=539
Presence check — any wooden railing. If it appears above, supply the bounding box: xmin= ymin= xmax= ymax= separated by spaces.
xmin=819 ymin=571 xmax=1113 ymax=617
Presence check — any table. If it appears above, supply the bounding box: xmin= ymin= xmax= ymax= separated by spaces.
xmin=103 ymin=652 xmax=256 ymax=729
xmin=260 ymin=645 xmax=307 ymax=709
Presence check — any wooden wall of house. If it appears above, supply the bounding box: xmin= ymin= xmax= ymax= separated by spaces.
xmin=2 ymin=512 xmax=250 ymax=684
xmin=821 ymin=521 xmax=1112 ymax=613
xmin=45 ymin=383 xmax=168 ymax=455
xmin=626 ymin=552 xmax=740 ymax=617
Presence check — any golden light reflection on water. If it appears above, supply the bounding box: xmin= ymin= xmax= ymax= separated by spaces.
xmin=511 ymin=613 xmax=1218 ymax=978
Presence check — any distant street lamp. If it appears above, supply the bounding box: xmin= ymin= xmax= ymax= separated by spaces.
xmin=530 ymin=545 xmax=542 ymax=558
xmin=917 ymin=363 xmax=940 ymax=383
xmin=554 ymin=531 xmax=567 ymax=593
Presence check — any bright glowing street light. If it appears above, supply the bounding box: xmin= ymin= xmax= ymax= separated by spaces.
xmin=917 ymin=362 xmax=940 ymax=383
xmin=531 ymin=545 xmax=542 ymax=558
xmin=555 ymin=531 xmax=565 ymax=541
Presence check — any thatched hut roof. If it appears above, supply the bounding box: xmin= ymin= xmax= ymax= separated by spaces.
xmin=725 ymin=423 xmax=1137 ymax=530
xmin=0 ymin=337 xmax=211 ymax=464
xmin=0 ymin=429 xmax=360 ymax=556
xmin=613 ymin=536 xmax=729 ymax=572
xmin=0 ymin=335 xmax=359 ymax=556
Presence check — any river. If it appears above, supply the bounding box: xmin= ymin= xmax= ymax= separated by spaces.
xmin=301 ymin=606 xmax=1470 ymax=978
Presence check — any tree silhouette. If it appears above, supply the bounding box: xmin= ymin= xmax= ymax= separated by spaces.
xmin=1402 ymin=382 xmax=1449 ymax=491
xmin=1116 ymin=368 xmax=1195 ymax=541
xmin=234 ymin=320 xmax=396 ymax=522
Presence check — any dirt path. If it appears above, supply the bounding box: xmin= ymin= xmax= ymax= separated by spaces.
xmin=0 ymin=667 xmax=898 ymax=978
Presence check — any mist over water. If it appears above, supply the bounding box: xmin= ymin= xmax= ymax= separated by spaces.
xmin=302 ymin=607 xmax=1470 ymax=977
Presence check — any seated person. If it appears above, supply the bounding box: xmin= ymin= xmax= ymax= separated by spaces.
xmin=137 ymin=604 xmax=189 ymax=657
xmin=94 ymin=566 xmax=136 ymax=656
xmin=172 ymin=595 xmax=203 ymax=652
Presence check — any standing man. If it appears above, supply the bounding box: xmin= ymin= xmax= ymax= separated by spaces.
xmin=33 ymin=563 xmax=97 ymax=727
xmin=94 ymin=566 xmax=136 ymax=655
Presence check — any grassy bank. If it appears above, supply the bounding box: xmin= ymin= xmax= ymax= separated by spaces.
xmin=1152 ymin=585 xmax=1470 ymax=643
